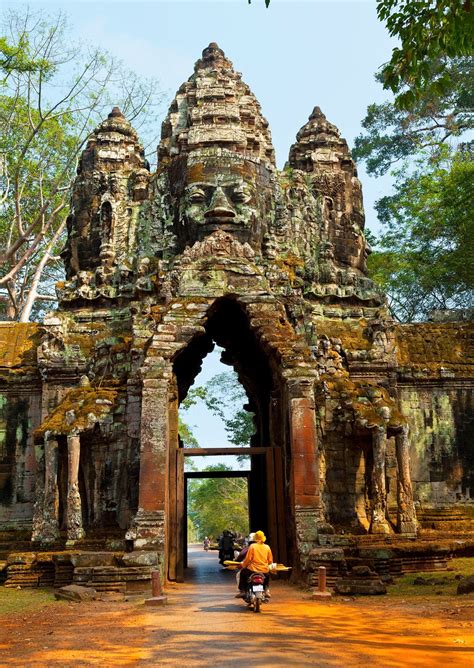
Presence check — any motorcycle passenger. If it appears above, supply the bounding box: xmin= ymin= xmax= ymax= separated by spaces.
xmin=234 ymin=532 xmax=255 ymax=594
xmin=236 ymin=530 xmax=273 ymax=598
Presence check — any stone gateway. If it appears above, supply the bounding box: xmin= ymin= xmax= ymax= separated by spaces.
xmin=0 ymin=44 xmax=473 ymax=587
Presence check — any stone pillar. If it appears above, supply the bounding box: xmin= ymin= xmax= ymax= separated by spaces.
xmin=128 ymin=363 xmax=170 ymax=552
xmin=66 ymin=434 xmax=85 ymax=543
xmin=395 ymin=425 xmax=417 ymax=535
xmin=42 ymin=437 xmax=60 ymax=541
xmin=370 ymin=427 xmax=392 ymax=534
xmin=31 ymin=441 xmax=45 ymax=543
xmin=288 ymin=377 xmax=323 ymax=566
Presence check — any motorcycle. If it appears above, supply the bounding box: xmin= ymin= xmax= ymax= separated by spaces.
xmin=243 ymin=572 xmax=269 ymax=613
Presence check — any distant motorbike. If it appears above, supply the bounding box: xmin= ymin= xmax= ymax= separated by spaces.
xmin=243 ymin=572 xmax=269 ymax=613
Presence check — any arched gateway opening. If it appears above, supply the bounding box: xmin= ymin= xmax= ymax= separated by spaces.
xmin=169 ymin=298 xmax=288 ymax=581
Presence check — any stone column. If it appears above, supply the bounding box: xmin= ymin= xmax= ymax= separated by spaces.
xmin=66 ymin=434 xmax=85 ymax=543
xmin=370 ymin=427 xmax=392 ymax=534
xmin=128 ymin=362 xmax=170 ymax=552
xmin=288 ymin=377 xmax=323 ymax=567
xmin=31 ymin=441 xmax=46 ymax=543
xmin=395 ymin=425 xmax=417 ymax=534
xmin=42 ymin=437 xmax=60 ymax=541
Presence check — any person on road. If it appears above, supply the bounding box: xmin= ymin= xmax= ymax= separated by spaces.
xmin=218 ymin=529 xmax=235 ymax=564
xmin=236 ymin=530 xmax=273 ymax=598
xmin=235 ymin=532 xmax=255 ymax=592
xmin=203 ymin=536 xmax=210 ymax=551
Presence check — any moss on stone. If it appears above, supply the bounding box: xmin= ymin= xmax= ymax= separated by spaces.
xmin=396 ymin=322 xmax=474 ymax=375
xmin=315 ymin=318 xmax=372 ymax=351
xmin=34 ymin=387 xmax=119 ymax=438
xmin=0 ymin=323 xmax=40 ymax=368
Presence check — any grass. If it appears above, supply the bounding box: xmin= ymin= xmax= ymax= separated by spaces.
xmin=388 ymin=557 xmax=474 ymax=598
xmin=0 ymin=586 xmax=58 ymax=615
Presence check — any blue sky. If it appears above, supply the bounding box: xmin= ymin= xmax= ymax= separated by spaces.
xmin=5 ymin=1 xmax=398 ymax=463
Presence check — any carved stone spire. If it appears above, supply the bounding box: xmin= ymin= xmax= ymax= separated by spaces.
xmin=152 ymin=44 xmax=277 ymax=255
xmin=288 ymin=107 xmax=369 ymax=274
xmin=158 ymin=42 xmax=275 ymax=167
xmin=63 ymin=108 xmax=149 ymax=279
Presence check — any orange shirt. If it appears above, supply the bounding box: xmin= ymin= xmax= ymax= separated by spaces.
xmin=241 ymin=542 xmax=273 ymax=573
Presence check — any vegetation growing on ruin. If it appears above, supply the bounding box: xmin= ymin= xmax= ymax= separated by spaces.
xmin=388 ymin=557 xmax=474 ymax=598
xmin=0 ymin=323 xmax=40 ymax=368
xmin=315 ymin=319 xmax=372 ymax=351
xmin=34 ymin=387 xmax=118 ymax=438
xmin=0 ymin=587 xmax=57 ymax=615
xmin=395 ymin=322 xmax=474 ymax=375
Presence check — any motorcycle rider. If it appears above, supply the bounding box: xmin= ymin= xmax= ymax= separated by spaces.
xmin=236 ymin=530 xmax=273 ymax=599
xmin=218 ymin=529 xmax=235 ymax=564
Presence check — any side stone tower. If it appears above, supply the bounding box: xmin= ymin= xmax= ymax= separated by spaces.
xmin=60 ymin=107 xmax=149 ymax=303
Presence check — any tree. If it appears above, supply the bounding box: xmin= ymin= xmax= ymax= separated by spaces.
xmin=0 ymin=8 xmax=162 ymax=321
xmin=354 ymin=57 xmax=473 ymax=320
xmin=366 ymin=146 xmax=473 ymax=320
xmin=187 ymin=464 xmax=249 ymax=540
xmin=178 ymin=370 xmax=255 ymax=458
xmin=376 ymin=1 xmax=473 ymax=108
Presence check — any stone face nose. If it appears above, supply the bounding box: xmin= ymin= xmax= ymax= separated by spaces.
xmin=204 ymin=187 xmax=236 ymax=219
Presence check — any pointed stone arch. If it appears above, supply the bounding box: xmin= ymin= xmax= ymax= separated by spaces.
xmin=132 ymin=294 xmax=323 ymax=580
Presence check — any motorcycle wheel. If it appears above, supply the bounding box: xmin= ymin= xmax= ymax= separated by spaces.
xmin=254 ymin=596 xmax=261 ymax=613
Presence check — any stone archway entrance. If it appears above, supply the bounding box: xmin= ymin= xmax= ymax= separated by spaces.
xmin=133 ymin=295 xmax=322 ymax=580
xmin=168 ymin=297 xmax=289 ymax=581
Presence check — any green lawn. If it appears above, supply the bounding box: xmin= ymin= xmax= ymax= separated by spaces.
xmin=388 ymin=557 xmax=474 ymax=597
xmin=0 ymin=586 xmax=59 ymax=615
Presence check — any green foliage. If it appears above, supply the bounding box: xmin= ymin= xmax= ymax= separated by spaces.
xmin=178 ymin=415 xmax=199 ymax=448
xmin=376 ymin=1 xmax=474 ymax=108
xmin=354 ymin=59 xmax=473 ymax=176
xmin=187 ymin=464 xmax=249 ymax=540
xmin=355 ymin=40 xmax=473 ymax=321
xmin=179 ymin=371 xmax=255 ymax=453
xmin=367 ymin=146 xmax=473 ymax=320
xmin=197 ymin=372 xmax=255 ymax=447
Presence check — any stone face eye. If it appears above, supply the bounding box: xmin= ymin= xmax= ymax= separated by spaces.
xmin=188 ymin=189 xmax=206 ymax=203
xmin=232 ymin=188 xmax=251 ymax=204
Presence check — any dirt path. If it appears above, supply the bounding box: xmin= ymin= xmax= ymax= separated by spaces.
xmin=1 ymin=546 xmax=473 ymax=667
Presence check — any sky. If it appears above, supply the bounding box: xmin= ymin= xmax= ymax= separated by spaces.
xmin=4 ymin=1 xmax=398 ymax=466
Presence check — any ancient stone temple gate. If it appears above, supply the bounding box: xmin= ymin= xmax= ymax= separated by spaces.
xmin=1 ymin=44 xmax=473 ymax=586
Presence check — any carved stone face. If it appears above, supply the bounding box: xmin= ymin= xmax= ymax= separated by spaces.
xmin=170 ymin=155 xmax=273 ymax=253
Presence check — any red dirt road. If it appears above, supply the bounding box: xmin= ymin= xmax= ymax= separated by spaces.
xmin=1 ymin=546 xmax=473 ymax=667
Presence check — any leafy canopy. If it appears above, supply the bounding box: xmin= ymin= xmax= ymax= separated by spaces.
xmin=187 ymin=464 xmax=249 ymax=540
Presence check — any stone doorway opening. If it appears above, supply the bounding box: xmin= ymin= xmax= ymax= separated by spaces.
xmin=185 ymin=468 xmax=250 ymax=569
xmin=169 ymin=297 xmax=288 ymax=582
